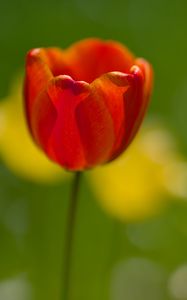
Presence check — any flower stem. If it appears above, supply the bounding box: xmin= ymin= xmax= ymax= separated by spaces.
xmin=63 ymin=171 xmax=82 ymax=300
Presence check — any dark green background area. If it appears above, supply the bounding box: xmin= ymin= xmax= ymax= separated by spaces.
xmin=0 ymin=0 xmax=187 ymax=299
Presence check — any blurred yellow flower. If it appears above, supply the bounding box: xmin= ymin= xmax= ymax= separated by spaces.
xmin=0 ymin=76 xmax=67 ymax=183
xmin=89 ymin=123 xmax=187 ymax=222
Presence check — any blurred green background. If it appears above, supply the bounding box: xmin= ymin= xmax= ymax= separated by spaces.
xmin=1 ymin=0 xmax=187 ymax=300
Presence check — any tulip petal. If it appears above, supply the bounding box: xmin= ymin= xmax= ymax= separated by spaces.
xmin=46 ymin=76 xmax=94 ymax=169
xmin=30 ymin=76 xmax=87 ymax=169
xmin=24 ymin=49 xmax=53 ymax=129
xmin=87 ymin=72 xmax=132 ymax=161
xmin=75 ymin=82 xmax=116 ymax=167
xmin=135 ymin=58 xmax=153 ymax=101
xmin=30 ymin=89 xmax=57 ymax=160
xmin=110 ymin=61 xmax=153 ymax=160
xmin=63 ymin=38 xmax=135 ymax=83
xmin=43 ymin=47 xmax=74 ymax=77
xmin=125 ymin=61 xmax=153 ymax=145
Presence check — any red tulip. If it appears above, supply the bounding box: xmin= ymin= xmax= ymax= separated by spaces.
xmin=24 ymin=38 xmax=153 ymax=171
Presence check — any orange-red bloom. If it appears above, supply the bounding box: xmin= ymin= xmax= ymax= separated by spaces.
xmin=24 ymin=38 xmax=153 ymax=171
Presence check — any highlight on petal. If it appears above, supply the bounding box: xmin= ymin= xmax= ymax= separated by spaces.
xmin=0 ymin=76 xmax=68 ymax=183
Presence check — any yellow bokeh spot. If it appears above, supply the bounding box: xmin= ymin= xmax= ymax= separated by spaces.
xmin=89 ymin=124 xmax=187 ymax=222
xmin=0 ymin=76 xmax=68 ymax=183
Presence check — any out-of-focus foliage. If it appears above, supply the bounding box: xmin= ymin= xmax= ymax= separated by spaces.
xmin=1 ymin=0 xmax=187 ymax=300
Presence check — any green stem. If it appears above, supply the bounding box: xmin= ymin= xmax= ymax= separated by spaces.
xmin=63 ymin=171 xmax=82 ymax=300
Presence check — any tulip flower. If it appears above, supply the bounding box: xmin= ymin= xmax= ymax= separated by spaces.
xmin=24 ymin=38 xmax=153 ymax=170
